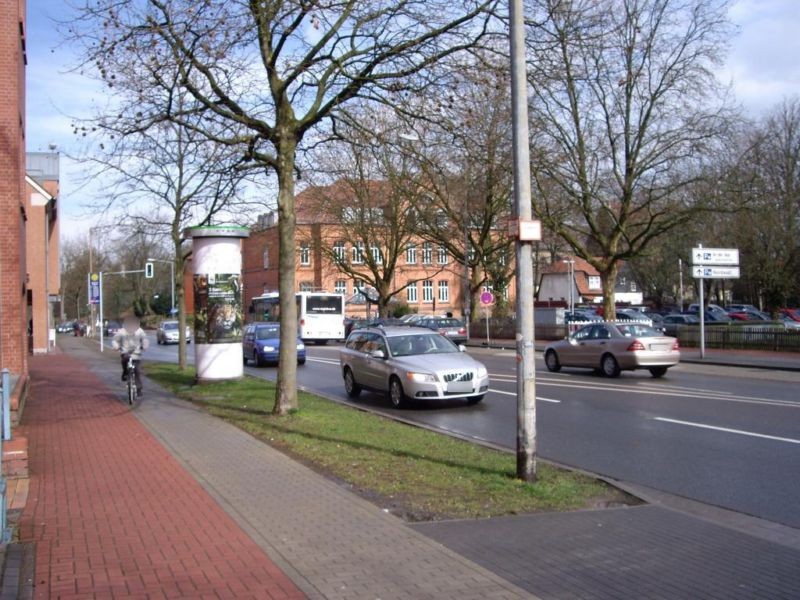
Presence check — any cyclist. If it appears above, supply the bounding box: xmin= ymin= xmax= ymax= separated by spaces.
xmin=111 ymin=315 xmax=149 ymax=396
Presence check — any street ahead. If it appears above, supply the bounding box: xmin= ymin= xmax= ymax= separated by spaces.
xmin=144 ymin=338 xmax=800 ymax=528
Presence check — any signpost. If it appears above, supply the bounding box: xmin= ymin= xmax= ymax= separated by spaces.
xmin=691 ymin=245 xmax=740 ymax=358
xmin=480 ymin=291 xmax=494 ymax=347
xmin=88 ymin=273 xmax=100 ymax=305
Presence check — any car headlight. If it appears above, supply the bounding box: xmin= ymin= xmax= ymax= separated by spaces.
xmin=261 ymin=346 xmax=276 ymax=352
xmin=476 ymin=366 xmax=488 ymax=378
xmin=297 ymin=343 xmax=305 ymax=350
xmin=407 ymin=372 xmax=437 ymax=383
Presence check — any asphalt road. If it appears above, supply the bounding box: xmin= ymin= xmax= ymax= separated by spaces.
xmin=142 ymin=336 xmax=800 ymax=529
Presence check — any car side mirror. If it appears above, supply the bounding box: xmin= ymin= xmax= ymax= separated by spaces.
xmin=458 ymin=344 xmax=466 ymax=352
xmin=371 ymin=349 xmax=386 ymax=359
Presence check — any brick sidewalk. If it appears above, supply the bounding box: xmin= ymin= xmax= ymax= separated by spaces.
xmin=19 ymin=354 xmax=304 ymax=599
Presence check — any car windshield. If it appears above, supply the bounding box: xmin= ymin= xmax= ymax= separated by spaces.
xmin=256 ymin=326 xmax=280 ymax=339
xmin=163 ymin=322 xmax=178 ymax=330
xmin=388 ymin=333 xmax=459 ymax=357
xmin=615 ymin=324 xmax=662 ymax=337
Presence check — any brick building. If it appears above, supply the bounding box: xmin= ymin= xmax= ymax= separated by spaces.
xmin=25 ymin=152 xmax=60 ymax=354
xmin=0 ymin=0 xmax=29 ymax=395
xmin=242 ymin=183 xmax=474 ymax=318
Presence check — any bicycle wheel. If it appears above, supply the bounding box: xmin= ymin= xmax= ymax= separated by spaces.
xmin=127 ymin=373 xmax=136 ymax=405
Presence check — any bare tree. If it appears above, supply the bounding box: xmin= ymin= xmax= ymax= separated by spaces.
xmin=70 ymin=0 xmax=498 ymax=413
xmin=525 ymin=0 xmax=734 ymax=319
xmin=301 ymin=129 xmax=447 ymax=317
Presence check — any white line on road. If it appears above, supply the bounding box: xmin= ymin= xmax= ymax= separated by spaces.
xmin=307 ymin=357 xmax=340 ymax=365
xmin=653 ymin=417 xmax=800 ymax=445
xmin=489 ymin=389 xmax=560 ymax=403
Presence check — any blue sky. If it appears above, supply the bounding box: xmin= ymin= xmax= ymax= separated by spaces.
xmin=24 ymin=0 xmax=800 ymax=241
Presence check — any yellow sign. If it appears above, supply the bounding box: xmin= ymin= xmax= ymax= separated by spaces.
xmin=90 ymin=272 xmax=100 ymax=282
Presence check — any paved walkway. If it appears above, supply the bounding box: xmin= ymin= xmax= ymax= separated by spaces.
xmin=20 ymin=352 xmax=304 ymax=599
xmin=20 ymin=337 xmax=533 ymax=599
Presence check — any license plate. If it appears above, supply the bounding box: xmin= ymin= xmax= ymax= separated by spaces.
xmin=447 ymin=381 xmax=473 ymax=393
xmin=649 ymin=344 xmax=670 ymax=351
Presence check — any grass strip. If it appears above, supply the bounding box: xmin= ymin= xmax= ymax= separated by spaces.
xmin=146 ymin=363 xmax=634 ymax=520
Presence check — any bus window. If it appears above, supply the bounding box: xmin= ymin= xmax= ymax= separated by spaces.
xmin=304 ymin=295 xmax=344 ymax=314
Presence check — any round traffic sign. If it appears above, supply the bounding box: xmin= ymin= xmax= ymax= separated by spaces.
xmin=480 ymin=291 xmax=494 ymax=306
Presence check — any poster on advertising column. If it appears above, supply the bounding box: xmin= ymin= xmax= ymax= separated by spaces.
xmin=193 ymin=273 xmax=243 ymax=344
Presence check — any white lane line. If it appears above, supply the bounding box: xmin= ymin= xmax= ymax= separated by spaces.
xmin=489 ymin=389 xmax=560 ymax=403
xmin=653 ymin=417 xmax=800 ymax=445
xmin=307 ymin=357 xmax=340 ymax=365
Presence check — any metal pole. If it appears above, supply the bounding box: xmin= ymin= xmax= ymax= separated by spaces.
xmin=464 ymin=212 xmax=471 ymax=340
xmin=170 ymin=260 xmax=175 ymax=314
xmin=88 ymin=228 xmax=95 ymax=337
xmin=678 ymin=258 xmax=684 ymax=311
xmin=2 ymin=369 xmax=10 ymax=441
xmin=698 ymin=246 xmax=705 ymax=359
xmin=510 ymin=0 xmax=537 ymax=481
xmin=99 ymin=272 xmax=105 ymax=352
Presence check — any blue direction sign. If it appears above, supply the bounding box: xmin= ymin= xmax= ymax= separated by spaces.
xmin=89 ymin=273 xmax=101 ymax=305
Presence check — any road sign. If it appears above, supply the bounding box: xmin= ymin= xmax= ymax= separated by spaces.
xmin=480 ymin=291 xmax=494 ymax=306
xmin=145 ymin=262 xmax=154 ymax=278
xmin=692 ymin=266 xmax=740 ymax=279
xmin=691 ymin=247 xmax=739 ymax=266
xmin=89 ymin=272 xmax=101 ymax=305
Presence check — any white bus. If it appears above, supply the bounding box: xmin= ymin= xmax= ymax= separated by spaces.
xmin=249 ymin=291 xmax=345 ymax=344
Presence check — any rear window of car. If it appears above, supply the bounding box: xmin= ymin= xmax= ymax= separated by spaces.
xmin=616 ymin=324 xmax=661 ymax=337
xmin=162 ymin=322 xmax=178 ymax=330
xmin=256 ymin=326 xmax=280 ymax=339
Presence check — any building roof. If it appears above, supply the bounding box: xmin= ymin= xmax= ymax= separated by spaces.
xmin=540 ymin=257 xmax=603 ymax=297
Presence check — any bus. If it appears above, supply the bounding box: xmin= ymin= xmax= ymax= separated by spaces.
xmin=249 ymin=291 xmax=345 ymax=344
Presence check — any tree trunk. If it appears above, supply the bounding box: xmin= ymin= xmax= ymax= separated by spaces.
xmin=274 ymin=137 xmax=299 ymax=415
xmin=600 ymin=262 xmax=619 ymax=320
xmin=175 ymin=243 xmax=188 ymax=371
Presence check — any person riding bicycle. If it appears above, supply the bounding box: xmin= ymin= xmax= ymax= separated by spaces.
xmin=111 ymin=316 xmax=149 ymax=396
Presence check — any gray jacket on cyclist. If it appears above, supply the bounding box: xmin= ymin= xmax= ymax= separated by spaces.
xmin=112 ymin=327 xmax=149 ymax=357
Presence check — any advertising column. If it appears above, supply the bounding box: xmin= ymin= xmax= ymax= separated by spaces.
xmin=186 ymin=226 xmax=250 ymax=381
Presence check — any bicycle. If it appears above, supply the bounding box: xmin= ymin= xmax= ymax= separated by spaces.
xmin=124 ymin=354 xmax=138 ymax=405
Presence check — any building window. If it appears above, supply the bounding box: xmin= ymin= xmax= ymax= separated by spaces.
xmin=438 ymin=280 xmax=449 ymax=303
xmin=437 ymin=245 xmax=448 ymax=265
xmin=370 ymin=244 xmax=383 ymax=264
xmin=406 ymin=243 xmax=417 ymax=264
xmin=588 ymin=276 xmax=601 ymax=290
xmin=333 ymin=241 xmax=346 ymax=263
xmin=262 ymin=246 xmax=270 ymax=269
xmin=422 ymin=280 xmax=434 ymax=303
xmin=406 ymin=282 xmax=418 ymax=303
xmin=334 ymin=279 xmax=347 ymax=295
xmin=352 ymin=241 xmax=364 ymax=264
xmin=422 ymin=242 xmax=433 ymax=265
xmin=300 ymin=243 xmax=311 ymax=266
xmin=299 ymin=281 xmax=314 ymax=292
xmin=630 ymin=282 xmax=637 ymax=292
xmin=468 ymin=246 xmax=476 ymax=262
xmin=435 ymin=209 xmax=448 ymax=228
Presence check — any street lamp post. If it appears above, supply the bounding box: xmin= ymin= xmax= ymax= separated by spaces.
xmin=147 ymin=257 xmax=175 ymax=315
xmin=563 ymin=259 xmax=575 ymax=314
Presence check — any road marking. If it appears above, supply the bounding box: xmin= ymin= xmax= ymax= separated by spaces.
xmin=307 ymin=357 xmax=340 ymax=365
xmin=653 ymin=417 xmax=800 ymax=445
xmin=489 ymin=389 xmax=560 ymax=403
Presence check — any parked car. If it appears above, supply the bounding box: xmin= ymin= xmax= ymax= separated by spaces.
xmin=339 ymin=326 xmax=489 ymax=408
xmin=544 ymin=322 xmax=680 ymax=378
xmin=780 ymin=308 xmax=800 ymax=322
xmin=56 ymin=321 xmax=74 ymax=334
xmin=687 ymin=303 xmax=728 ymax=318
xmin=661 ymin=314 xmax=700 ymax=336
xmin=104 ymin=320 xmax=122 ymax=337
xmin=726 ymin=304 xmax=760 ymax=314
xmin=243 ymin=323 xmax=306 ymax=366
xmin=615 ymin=309 xmax=654 ymax=327
xmin=728 ymin=310 xmax=770 ymax=321
xmin=780 ymin=314 xmax=800 ymax=331
xmin=413 ymin=317 xmax=469 ymax=344
xmin=156 ymin=320 xmax=192 ymax=344
xmin=565 ymin=310 xmax=602 ymax=323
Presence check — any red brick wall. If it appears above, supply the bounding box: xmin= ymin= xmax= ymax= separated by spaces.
xmin=0 ymin=0 xmax=28 ymax=375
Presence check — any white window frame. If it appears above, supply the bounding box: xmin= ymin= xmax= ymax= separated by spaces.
xmin=437 ymin=245 xmax=448 ymax=265
xmin=438 ymin=280 xmax=449 ymax=303
xmin=370 ymin=244 xmax=383 ymax=264
xmin=352 ymin=241 xmax=364 ymax=264
xmin=334 ymin=279 xmax=347 ymax=295
xmin=262 ymin=246 xmax=270 ymax=269
xmin=406 ymin=243 xmax=417 ymax=264
xmin=333 ymin=241 xmax=346 ymax=263
xmin=406 ymin=282 xmax=418 ymax=303
xmin=300 ymin=243 xmax=311 ymax=266
xmin=422 ymin=280 xmax=434 ymax=303
xmin=422 ymin=242 xmax=433 ymax=265
xmin=299 ymin=281 xmax=314 ymax=292
xmin=588 ymin=276 xmax=601 ymax=290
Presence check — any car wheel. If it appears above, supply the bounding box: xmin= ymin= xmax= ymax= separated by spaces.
xmin=255 ymin=351 xmax=265 ymax=367
xmin=298 ymin=358 xmax=306 ymax=365
xmin=467 ymin=394 xmax=484 ymax=405
xmin=601 ymin=353 xmax=621 ymax=377
xmin=388 ymin=376 xmax=406 ymax=409
xmin=649 ymin=366 xmax=668 ymax=378
xmin=544 ymin=350 xmax=561 ymax=373
xmin=343 ymin=368 xmax=361 ymax=398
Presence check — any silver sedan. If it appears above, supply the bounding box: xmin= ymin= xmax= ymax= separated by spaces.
xmin=339 ymin=327 xmax=490 ymax=408
xmin=544 ymin=322 xmax=680 ymax=378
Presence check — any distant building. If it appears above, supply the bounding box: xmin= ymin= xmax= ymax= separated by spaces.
xmin=25 ymin=152 xmax=60 ymax=354
xmin=537 ymin=257 xmax=642 ymax=306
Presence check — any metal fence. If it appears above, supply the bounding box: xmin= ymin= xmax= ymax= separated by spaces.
xmin=677 ymin=324 xmax=800 ymax=352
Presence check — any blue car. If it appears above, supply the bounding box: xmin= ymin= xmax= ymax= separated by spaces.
xmin=243 ymin=323 xmax=306 ymax=367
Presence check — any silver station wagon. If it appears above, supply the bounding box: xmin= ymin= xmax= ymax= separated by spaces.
xmin=339 ymin=327 xmax=490 ymax=408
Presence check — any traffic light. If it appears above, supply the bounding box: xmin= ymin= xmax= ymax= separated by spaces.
xmin=145 ymin=262 xmax=154 ymax=279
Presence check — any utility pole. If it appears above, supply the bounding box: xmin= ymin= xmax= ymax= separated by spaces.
xmin=510 ymin=0 xmax=537 ymax=481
